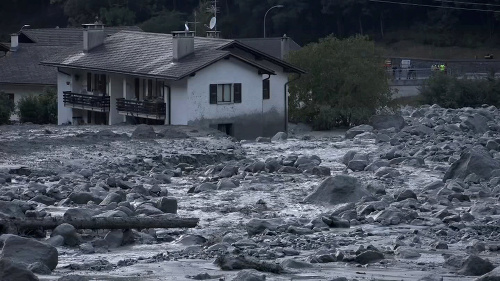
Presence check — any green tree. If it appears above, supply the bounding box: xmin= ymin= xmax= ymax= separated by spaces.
xmin=0 ymin=93 xmax=14 ymax=125
xmin=17 ymin=87 xmax=57 ymax=124
xmin=140 ymin=10 xmax=185 ymax=34
xmin=287 ymin=35 xmax=392 ymax=129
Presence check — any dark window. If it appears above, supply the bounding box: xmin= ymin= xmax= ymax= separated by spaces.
xmin=86 ymin=73 xmax=92 ymax=92
xmin=156 ymin=81 xmax=164 ymax=99
xmin=209 ymin=83 xmax=241 ymax=104
xmin=263 ymin=79 xmax=270 ymax=99
xmin=93 ymin=74 xmax=106 ymax=94
xmin=134 ymin=78 xmax=140 ymax=100
xmin=209 ymin=84 xmax=217 ymax=104
xmin=147 ymin=79 xmax=153 ymax=98
xmin=233 ymin=83 xmax=242 ymax=103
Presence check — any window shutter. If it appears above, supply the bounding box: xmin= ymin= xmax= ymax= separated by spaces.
xmin=86 ymin=73 xmax=92 ymax=92
xmin=263 ymin=79 xmax=270 ymax=99
xmin=233 ymin=83 xmax=242 ymax=103
xmin=209 ymin=84 xmax=217 ymax=104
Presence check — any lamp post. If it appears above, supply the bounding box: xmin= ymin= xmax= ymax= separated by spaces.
xmin=18 ymin=24 xmax=30 ymax=34
xmin=263 ymin=5 xmax=284 ymax=38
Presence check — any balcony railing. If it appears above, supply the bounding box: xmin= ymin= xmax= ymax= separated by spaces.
xmin=116 ymin=98 xmax=166 ymax=120
xmin=63 ymin=91 xmax=110 ymax=112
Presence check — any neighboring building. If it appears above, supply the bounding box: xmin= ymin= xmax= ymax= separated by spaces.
xmin=41 ymin=25 xmax=304 ymax=139
xmin=237 ymin=35 xmax=301 ymax=60
xmin=0 ymin=26 xmax=141 ymax=121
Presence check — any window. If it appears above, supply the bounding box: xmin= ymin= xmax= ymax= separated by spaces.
xmin=147 ymin=79 xmax=153 ymax=98
xmin=86 ymin=73 xmax=92 ymax=92
xmin=88 ymin=73 xmax=106 ymax=94
xmin=134 ymin=78 xmax=140 ymax=100
xmin=209 ymin=83 xmax=242 ymax=104
xmin=263 ymin=79 xmax=270 ymax=99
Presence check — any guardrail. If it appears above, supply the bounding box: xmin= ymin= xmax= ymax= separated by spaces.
xmin=116 ymin=98 xmax=166 ymax=120
xmin=62 ymin=91 xmax=110 ymax=112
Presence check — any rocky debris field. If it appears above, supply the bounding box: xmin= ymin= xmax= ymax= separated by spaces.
xmin=1 ymin=105 xmax=500 ymax=281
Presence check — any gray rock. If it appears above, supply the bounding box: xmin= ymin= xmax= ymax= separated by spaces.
xmin=396 ymin=189 xmax=417 ymax=201
xmin=1 ymin=235 xmax=58 ymax=270
xmin=365 ymin=159 xmax=390 ymax=172
xmin=345 ymin=125 xmax=373 ymax=139
xmin=217 ymin=178 xmax=238 ymax=190
xmin=458 ymin=255 xmax=494 ymax=276
xmin=375 ymin=167 xmax=401 ymax=178
xmin=135 ymin=204 xmax=163 ymax=216
xmin=232 ymin=269 xmax=266 ymax=281
xmin=99 ymin=192 xmax=123 ymax=205
xmin=28 ymin=261 xmax=52 ymax=275
xmin=311 ymin=166 xmax=331 ymax=176
xmin=462 ymin=114 xmax=489 ymax=133
xmin=475 ymin=266 xmax=500 ymax=281
xmin=348 ymin=159 xmax=368 ymax=171
xmin=418 ymin=275 xmax=443 ymax=281
xmin=219 ymin=165 xmax=238 ymax=178
xmin=271 ymin=132 xmax=287 ymax=141
xmin=395 ymin=247 xmax=421 ymax=259
xmin=193 ymin=182 xmax=217 ymax=193
xmin=57 ymin=275 xmax=90 ymax=281
xmin=355 ymin=250 xmax=384 ymax=264
xmin=63 ymin=208 xmax=101 ymax=220
xmin=176 ymin=234 xmax=207 ymax=246
xmin=280 ymin=259 xmax=313 ymax=269
xmin=444 ymin=146 xmax=500 ymax=181
xmin=304 ymin=175 xmax=369 ymax=206
xmin=156 ymin=197 xmax=177 ymax=214
xmin=30 ymin=194 xmax=57 ymax=206
xmin=131 ymin=124 xmax=156 ymax=139
xmin=256 ymin=137 xmax=271 ymax=143
xmin=69 ymin=192 xmax=100 ymax=204
xmin=278 ymin=166 xmax=301 ymax=174
xmin=265 ymin=158 xmax=281 ymax=173
xmin=371 ymin=115 xmax=405 ymax=131
xmin=0 ymin=201 xmax=26 ymax=218
xmin=46 ymin=235 xmax=65 ymax=247
xmin=104 ymin=230 xmax=123 ymax=248
xmin=51 ymin=223 xmax=80 ymax=246
xmin=0 ymin=259 xmax=39 ymax=281
xmin=246 ymin=218 xmax=285 ymax=236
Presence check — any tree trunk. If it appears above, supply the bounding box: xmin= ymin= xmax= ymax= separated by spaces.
xmin=0 ymin=216 xmax=199 ymax=234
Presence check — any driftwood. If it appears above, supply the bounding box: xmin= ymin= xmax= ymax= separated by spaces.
xmin=0 ymin=216 xmax=199 ymax=234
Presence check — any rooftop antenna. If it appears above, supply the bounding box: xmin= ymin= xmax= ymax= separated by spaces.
xmin=187 ymin=10 xmax=200 ymax=36
xmin=209 ymin=17 xmax=217 ymax=30
xmin=18 ymin=24 xmax=30 ymax=33
xmin=206 ymin=0 xmax=219 ymax=31
xmin=184 ymin=22 xmax=190 ymax=32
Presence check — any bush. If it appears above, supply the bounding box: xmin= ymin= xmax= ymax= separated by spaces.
xmin=0 ymin=93 xmax=14 ymax=125
xmin=419 ymin=72 xmax=500 ymax=108
xmin=17 ymin=88 xmax=57 ymax=124
xmin=288 ymin=35 xmax=393 ymax=130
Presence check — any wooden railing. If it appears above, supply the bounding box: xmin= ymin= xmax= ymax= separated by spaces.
xmin=63 ymin=91 xmax=110 ymax=112
xmin=116 ymin=98 xmax=166 ymax=120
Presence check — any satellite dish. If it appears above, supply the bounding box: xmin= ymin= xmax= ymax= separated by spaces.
xmin=184 ymin=22 xmax=189 ymax=31
xmin=209 ymin=17 xmax=217 ymax=30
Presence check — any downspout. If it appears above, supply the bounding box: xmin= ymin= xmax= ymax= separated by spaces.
xmin=262 ymin=74 xmax=271 ymax=136
xmin=166 ymin=85 xmax=171 ymax=125
xmin=284 ymin=73 xmax=301 ymax=134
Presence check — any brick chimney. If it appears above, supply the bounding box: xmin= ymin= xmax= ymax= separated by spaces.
xmin=10 ymin=33 xmax=19 ymax=52
xmin=82 ymin=24 xmax=105 ymax=53
xmin=172 ymin=31 xmax=195 ymax=61
xmin=280 ymin=34 xmax=290 ymax=60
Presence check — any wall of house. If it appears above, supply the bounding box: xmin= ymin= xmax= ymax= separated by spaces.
xmin=57 ymin=71 xmax=73 ymax=124
xmin=170 ymin=80 xmax=188 ymax=125
xmin=108 ymin=74 xmax=125 ymax=125
xmin=0 ymin=84 xmax=55 ymax=121
xmin=222 ymin=48 xmax=289 ymax=135
xmin=185 ymin=58 xmax=281 ymax=139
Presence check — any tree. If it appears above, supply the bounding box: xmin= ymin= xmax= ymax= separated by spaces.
xmin=140 ymin=10 xmax=185 ymax=34
xmin=287 ymin=35 xmax=392 ymax=129
xmin=17 ymin=87 xmax=57 ymax=124
xmin=0 ymin=93 xmax=14 ymax=125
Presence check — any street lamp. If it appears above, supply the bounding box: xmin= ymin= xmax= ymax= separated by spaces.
xmin=263 ymin=5 xmax=284 ymax=38
xmin=19 ymin=25 xmax=30 ymax=33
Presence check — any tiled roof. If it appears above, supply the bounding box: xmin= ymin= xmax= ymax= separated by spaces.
xmin=0 ymin=44 xmax=64 ymax=85
xmin=237 ymin=37 xmax=301 ymax=59
xmin=20 ymin=26 xmax=142 ymax=46
xmin=42 ymin=31 xmax=277 ymax=80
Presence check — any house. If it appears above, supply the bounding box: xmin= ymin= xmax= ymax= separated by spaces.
xmin=0 ymin=26 xmax=142 ymax=121
xmin=41 ymin=25 xmax=305 ymax=139
xmin=237 ymin=35 xmax=302 ymax=60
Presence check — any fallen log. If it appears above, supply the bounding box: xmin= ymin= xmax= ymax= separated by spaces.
xmin=0 ymin=215 xmax=199 ymax=234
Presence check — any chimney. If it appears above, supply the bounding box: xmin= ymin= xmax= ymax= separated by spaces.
xmin=172 ymin=31 xmax=195 ymax=61
xmin=82 ymin=24 xmax=105 ymax=53
xmin=280 ymin=34 xmax=290 ymax=60
xmin=206 ymin=31 xmax=221 ymax=38
xmin=10 ymin=33 xmax=19 ymax=52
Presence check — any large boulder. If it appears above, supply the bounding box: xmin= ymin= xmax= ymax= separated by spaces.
xmin=444 ymin=146 xmax=500 ymax=181
xmin=0 ymin=259 xmax=39 ymax=281
xmin=475 ymin=266 xmax=500 ymax=281
xmin=246 ymin=218 xmax=285 ymax=236
xmin=461 ymin=114 xmax=489 ymax=134
xmin=0 ymin=235 xmax=58 ymax=270
xmin=370 ymin=115 xmax=405 ymax=131
xmin=304 ymin=175 xmax=370 ymax=205
xmin=131 ymin=124 xmax=157 ymax=139
xmin=458 ymin=255 xmax=495 ymax=276
xmin=345 ymin=125 xmax=373 ymax=139
xmin=51 ymin=223 xmax=80 ymax=246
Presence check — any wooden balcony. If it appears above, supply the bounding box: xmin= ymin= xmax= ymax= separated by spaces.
xmin=63 ymin=91 xmax=110 ymax=112
xmin=116 ymin=98 xmax=166 ymax=120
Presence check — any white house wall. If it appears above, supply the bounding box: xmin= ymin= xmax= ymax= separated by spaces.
xmin=57 ymin=71 xmax=73 ymax=124
xmin=108 ymin=74 xmax=124 ymax=125
xmin=170 ymin=80 xmax=188 ymax=125
xmin=185 ymin=58 xmax=283 ymax=139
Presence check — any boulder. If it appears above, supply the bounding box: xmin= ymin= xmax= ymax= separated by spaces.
xmin=246 ymin=218 xmax=285 ymax=236
xmin=475 ymin=266 xmax=500 ymax=281
xmin=396 ymin=189 xmax=417 ymax=201
xmin=232 ymin=269 xmax=266 ymax=281
xmin=156 ymin=197 xmax=177 ymax=214
xmin=280 ymin=259 xmax=313 ymax=269
xmin=371 ymin=115 xmax=405 ymax=131
xmin=304 ymin=175 xmax=370 ymax=206
xmin=193 ymin=182 xmax=217 ymax=193
xmin=345 ymin=125 xmax=373 ymax=139
xmin=458 ymin=255 xmax=495 ymax=276
xmin=444 ymin=146 xmax=500 ymax=181
xmin=355 ymin=250 xmax=384 ymax=264
xmin=217 ymin=178 xmax=238 ymax=190
xmin=271 ymin=132 xmax=287 ymax=141
xmin=462 ymin=114 xmax=489 ymax=133
xmin=256 ymin=137 xmax=271 ymax=143
xmin=69 ymin=192 xmax=100 ymax=204
xmin=0 ymin=201 xmax=26 ymax=218
xmin=51 ymin=223 xmax=80 ymax=246
xmin=1 ymin=235 xmax=58 ymax=270
xmin=0 ymin=259 xmax=39 ymax=281
xmin=219 ymin=165 xmax=238 ymax=178
xmin=131 ymin=124 xmax=156 ymax=139
xmin=99 ymin=192 xmax=123 ymax=206
xmin=104 ymin=230 xmax=123 ymax=248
